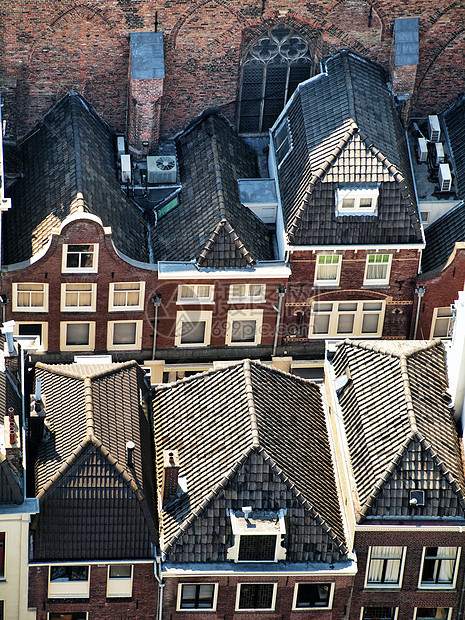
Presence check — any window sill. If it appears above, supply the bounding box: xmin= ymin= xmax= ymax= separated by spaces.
xmin=13 ymin=309 xmax=48 ymax=313
xmin=313 ymin=284 xmax=341 ymax=289
xmin=362 ymin=284 xmax=390 ymax=289
xmin=364 ymin=584 xmax=402 ymax=589
xmin=61 ymin=308 xmax=97 ymax=313
xmin=227 ymin=300 xmax=266 ymax=304
xmin=176 ymin=301 xmax=215 ymax=306
xmin=175 ymin=344 xmax=210 ymax=348
xmin=418 ymin=585 xmax=456 ymax=590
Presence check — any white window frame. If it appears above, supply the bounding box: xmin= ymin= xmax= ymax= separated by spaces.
xmin=176 ymin=583 xmax=219 ymax=612
xmin=62 ymin=244 xmax=99 ymax=274
xmin=418 ymin=546 xmax=460 ymax=589
xmin=228 ymin=283 xmax=266 ymax=303
xmin=12 ymin=283 xmax=49 ymax=313
xmin=413 ymin=609 xmax=452 ymax=620
xmin=308 ymin=300 xmax=385 ymax=339
xmin=235 ymin=583 xmax=277 ymax=611
xmin=107 ymin=320 xmax=143 ymax=351
xmin=177 ymin=285 xmax=215 ymax=305
xmin=175 ymin=311 xmax=212 ymax=348
xmin=106 ymin=564 xmax=133 ymax=598
xmin=225 ymin=309 xmax=263 ymax=346
xmin=430 ymin=307 xmax=454 ymax=339
xmin=336 ymin=187 xmax=379 ymax=214
xmin=60 ymin=321 xmax=96 ymax=352
xmin=314 ymin=254 xmax=342 ymax=286
xmin=364 ymin=254 xmax=393 ymax=286
xmin=292 ymin=582 xmax=334 ymax=610
xmin=48 ymin=564 xmax=90 ymax=599
xmin=360 ymin=607 xmax=399 ymax=620
xmin=13 ymin=322 xmax=48 ymax=352
xmin=60 ymin=283 xmax=97 ymax=312
xmin=364 ymin=546 xmax=406 ymax=588
xmin=108 ymin=282 xmax=145 ymax=312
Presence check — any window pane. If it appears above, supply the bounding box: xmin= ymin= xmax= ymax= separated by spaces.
xmin=180 ymin=584 xmax=197 ymax=608
xmin=109 ymin=565 xmax=131 ymax=579
xmin=126 ymin=291 xmax=140 ymax=306
xmin=18 ymin=324 xmax=42 ymax=339
xmin=231 ymin=320 xmax=256 ymax=343
xmin=238 ymin=535 xmax=276 ymax=561
xmin=342 ymin=198 xmax=355 ymax=209
xmin=239 ymin=584 xmax=274 ymax=609
xmin=416 ymin=610 xmax=449 ymax=620
xmin=197 ymin=286 xmax=211 ymax=299
xmin=249 ymin=284 xmax=264 ymax=298
xmin=362 ymin=608 xmax=396 ymax=620
xmin=231 ymin=284 xmax=246 ymax=299
xmin=198 ymin=584 xmax=215 ymax=608
xmin=30 ymin=292 xmax=45 ymax=307
xmin=296 ymin=583 xmax=331 ymax=607
xmin=180 ymin=584 xmax=215 ymax=609
xmin=312 ymin=313 xmax=330 ymax=335
xmin=66 ymin=324 xmax=90 ymax=346
xmin=362 ymin=313 xmax=379 ymax=334
xmin=337 ymin=312 xmax=354 ymax=334
xmin=181 ymin=321 xmax=206 ymax=344
xmin=113 ymin=323 xmax=137 ymax=345
xmin=180 ymin=286 xmax=195 ymax=299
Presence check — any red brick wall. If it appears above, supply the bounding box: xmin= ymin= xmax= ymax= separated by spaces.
xmin=2 ymin=1 xmax=465 ymax=141
xmin=28 ymin=562 xmax=158 ymax=619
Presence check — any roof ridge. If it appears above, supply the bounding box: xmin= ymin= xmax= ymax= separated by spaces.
xmin=196 ymin=218 xmax=254 ymax=267
xmin=243 ymin=360 xmax=260 ymax=446
xmin=399 ymin=354 xmax=418 ymax=433
xmin=37 ymin=438 xmax=90 ymax=500
xmin=208 ymin=116 xmax=227 ymax=221
xmin=83 ymin=377 xmax=94 ymax=439
xmin=69 ymin=94 xmax=83 ymax=197
xmin=35 ymin=360 xmax=137 ymax=380
xmin=153 ymin=360 xmax=245 ymax=392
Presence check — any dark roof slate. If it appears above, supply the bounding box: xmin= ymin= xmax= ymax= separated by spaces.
xmin=277 ymin=51 xmax=422 ymax=246
xmin=333 ymin=340 xmax=465 ymax=521
xmin=151 ymin=111 xmax=274 ymax=265
xmin=153 ymin=360 xmax=347 ymax=563
xmin=4 ymin=93 xmax=149 ymax=264
xmin=32 ymin=361 xmax=157 ymax=560
xmin=421 ymin=201 xmax=465 ymax=273
xmin=443 ymin=94 xmax=465 ymax=198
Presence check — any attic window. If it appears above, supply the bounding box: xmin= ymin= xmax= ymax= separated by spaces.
xmin=336 ymin=188 xmax=379 ymax=215
xmin=227 ymin=509 xmax=286 ymax=563
xmin=274 ymin=118 xmax=292 ymax=166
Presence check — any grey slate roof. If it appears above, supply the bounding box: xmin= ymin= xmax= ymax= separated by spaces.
xmin=153 ymin=360 xmax=347 ymax=564
xmin=443 ymin=94 xmax=465 ymax=198
xmin=276 ymin=51 xmax=422 ymax=246
xmin=333 ymin=339 xmax=465 ymax=521
xmin=32 ymin=361 xmax=157 ymax=561
xmin=152 ymin=111 xmax=274 ymax=266
xmin=4 ymin=93 xmax=149 ymax=264
xmin=421 ymin=201 xmax=465 ymax=273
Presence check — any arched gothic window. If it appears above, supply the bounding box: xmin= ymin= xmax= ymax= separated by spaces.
xmin=238 ymin=24 xmax=313 ymax=135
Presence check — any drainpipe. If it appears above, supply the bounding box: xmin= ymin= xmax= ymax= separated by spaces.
xmin=272 ymin=285 xmax=286 ymax=357
xmin=154 ymin=555 xmax=164 ymax=620
xmin=152 ymin=293 xmax=162 ymax=360
xmin=413 ymin=285 xmax=425 ymax=339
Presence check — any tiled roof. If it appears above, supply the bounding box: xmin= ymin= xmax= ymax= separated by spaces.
xmin=32 ymin=361 xmax=157 ymax=560
xmin=443 ymin=94 xmax=465 ymax=198
xmin=4 ymin=93 xmax=149 ymax=264
xmin=153 ymin=360 xmax=347 ymax=563
xmin=152 ymin=111 xmax=274 ymax=265
xmin=421 ymin=201 xmax=465 ymax=273
xmin=276 ymin=51 xmax=422 ymax=246
xmin=333 ymin=339 xmax=465 ymax=521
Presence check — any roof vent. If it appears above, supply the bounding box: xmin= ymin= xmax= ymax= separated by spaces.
xmin=242 ymin=506 xmax=253 ymax=520
xmin=409 ymin=490 xmax=425 ymax=506
xmin=126 ymin=441 xmax=136 ymax=468
xmin=147 ymin=156 xmax=177 ymax=184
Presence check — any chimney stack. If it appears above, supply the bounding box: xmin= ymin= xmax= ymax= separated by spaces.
xmin=126 ymin=441 xmax=136 ymax=468
xmin=162 ymin=449 xmax=180 ymax=504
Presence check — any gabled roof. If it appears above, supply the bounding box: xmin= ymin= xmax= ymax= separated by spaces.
xmin=333 ymin=339 xmax=465 ymax=521
xmin=276 ymin=51 xmax=422 ymax=246
xmin=443 ymin=94 xmax=465 ymax=198
xmin=151 ymin=111 xmax=274 ymax=266
xmin=153 ymin=360 xmax=347 ymax=562
xmin=421 ymin=201 xmax=465 ymax=273
xmin=4 ymin=93 xmax=149 ymax=264
xmin=32 ymin=360 xmax=157 ymax=560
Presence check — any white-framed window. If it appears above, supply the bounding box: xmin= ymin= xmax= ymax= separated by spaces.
xmin=177 ymin=285 xmax=215 ymax=305
xmin=177 ymin=583 xmax=218 ymax=611
xmin=227 ymin=509 xmax=286 ymax=563
xmin=60 ymin=283 xmax=97 ymax=312
xmin=430 ymin=307 xmax=454 ymax=339
xmin=419 ymin=547 xmax=460 ymax=589
xmin=365 ymin=546 xmax=406 ymax=588
xmin=361 ymin=608 xmax=398 ymax=620
xmin=364 ymin=254 xmax=392 ymax=285
xmin=60 ymin=322 xmax=96 ymax=351
xmin=228 ymin=283 xmax=266 ymax=303
xmin=107 ymin=320 xmax=143 ymax=351
xmin=292 ymin=583 xmax=334 ymax=610
xmin=226 ymin=309 xmax=263 ymax=346
xmin=14 ymin=322 xmax=48 ymax=352
xmin=336 ymin=187 xmax=379 ymax=214
xmin=274 ymin=118 xmax=292 ymax=166
xmin=314 ymin=255 xmax=342 ymax=286
xmin=62 ymin=244 xmax=98 ymax=273
xmin=235 ymin=583 xmax=277 ymax=611
xmin=414 ymin=609 xmax=451 ymax=620
xmin=12 ymin=283 xmax=49 ymax=312
xmin=175 ymin=311 xmax=212 ymax=347
xmin=107 ymin=564 xmax=133 ymax=598
xmin=109 ymin=282 xmax=145 ymax=311
xmin=308 ymin=300 xmax=385 ymax=338
xmin=48 ymin=565 xmax=90 ymax=599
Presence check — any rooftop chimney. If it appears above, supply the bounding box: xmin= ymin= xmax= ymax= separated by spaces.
xmin=126 ymin=441 xmax=136 ymax=468
xmin=162 ymin=449 xmax=180 ymax=505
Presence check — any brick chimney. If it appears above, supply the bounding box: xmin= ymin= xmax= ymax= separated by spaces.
xmin=391 ymin=18 xmax=419 ymax=121
xmin=162 ymin=449 xmax=180 ymax=504
xmin=128 ymin=32 xmax=165 ymax=156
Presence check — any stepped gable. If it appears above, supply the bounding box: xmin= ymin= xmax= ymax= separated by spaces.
xmin=333 ymin=339 xmax=465 ymax=521
xmin=4 ymin=93 xmax=149 ymax=264
xmin=153 ymin=360 xmax=347 ymax=563
xmin=32 ymin=360 xmax=156 ymax=560
xmin=276 ymin=51 xmax=422 ymax=246
xmin=152 ymin=110 xmax=274 ymax=266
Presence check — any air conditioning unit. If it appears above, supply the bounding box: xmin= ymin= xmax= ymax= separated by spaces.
xmin=417 ymin=137 xmax=428 ymax=162
xmin=428 ymin=115 xmax=441 ymax=142
xmin=120 ymin=154 xmax=131 ymax=184
xmin=117 ymin=136 xmax=126 ymax=158
xmin=147 ymin=155 xmax=177 ymax=184
xmin=435 ymin=142 xmax=445 ymax=165
xmin=438 ymin=163 xmax=452 ymax=192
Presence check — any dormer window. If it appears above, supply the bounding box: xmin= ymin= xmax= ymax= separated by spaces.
xmin=336 ymin=187 xmax=379 ymax=215
xmin=227 ymin=509 xmax=286 ymax=563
